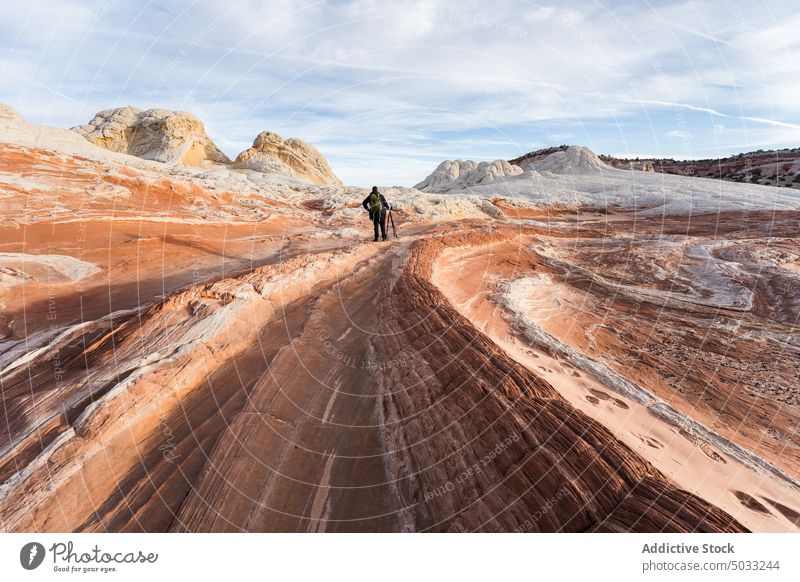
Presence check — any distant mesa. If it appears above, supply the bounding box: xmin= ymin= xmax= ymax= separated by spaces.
xmin=0 ymin=103 xmax=23 ymax=122
xmin=233 ymin=131 xmax=342 ymax=187
xmin=600 ymin=148 xmax=800 ymax=189
xmin=72 ymin=106 xmax=231 ymax=166
xmin=415 ymin=159 xmax=524 ymax=192
xmin=600 ymin=156 xmax=659 ymax=172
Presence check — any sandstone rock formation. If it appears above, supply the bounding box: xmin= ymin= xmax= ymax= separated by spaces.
xmin=415 ymin=159 xmax=524 ymax=192
xmin=414 ymin=159 xmax=475 ymax=191
xmin=434 ymin=219 xmax=800 ymax=532
xmin=414 ymin=146 xmax=617 ymax=194
xmin=72 ymin=106 xmax=231 ymax=166
xmin=369 ymin=228 xmax=749 ymax=532
xmin=232 ymin=131 xmax=342 ymax=186
xmin=516 ymin=145 xmax=613 ymax=173
xmin=432 ymin=144 xmax=800 ymax=216
xmin=0 ymin=103 xmax=22 ymax=121
xmin=509 ymin=144 xmax=569 ymax=166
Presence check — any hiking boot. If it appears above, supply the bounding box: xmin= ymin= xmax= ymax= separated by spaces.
xmin=382 ymin=236 xmax=387 ymax=241
xmin=373 ymin=237 xmax=379 ymax=242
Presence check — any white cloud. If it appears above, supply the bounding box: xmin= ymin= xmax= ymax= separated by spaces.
xmin=666 ymin=130 xmax=690 ymax=139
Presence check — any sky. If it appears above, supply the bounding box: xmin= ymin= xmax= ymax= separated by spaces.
xmin=1 ymin=0 xmax=799 ymax=186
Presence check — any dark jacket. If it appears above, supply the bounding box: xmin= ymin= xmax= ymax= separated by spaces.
xmin=362 ymin=192 xmax=390 ymax=218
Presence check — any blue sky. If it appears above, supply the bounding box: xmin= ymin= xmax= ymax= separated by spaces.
xmin=1 ymin=0 xmax=799 ymax=186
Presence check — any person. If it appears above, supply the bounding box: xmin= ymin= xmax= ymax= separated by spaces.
xmin=362 ymin=186 xmax=391 ymax=241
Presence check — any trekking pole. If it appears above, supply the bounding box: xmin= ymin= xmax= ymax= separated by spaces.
xmin=389 ymin=208 xmax=398 ymax=239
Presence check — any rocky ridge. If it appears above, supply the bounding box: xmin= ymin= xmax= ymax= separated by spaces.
xmin=600 ymin=148 xmax=800 ymax=189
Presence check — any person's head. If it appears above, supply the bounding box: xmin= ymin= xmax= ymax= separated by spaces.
xmin=371 ymin=186 xmax=379 ymax=194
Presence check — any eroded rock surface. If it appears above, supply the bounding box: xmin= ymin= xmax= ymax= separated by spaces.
xmin=72 ymin=107 xmax=231 ymax=165
xmin=0 ymin=103 xmax=22 ymax=122
xmin=233 ymin=131 xmax=342 ymax=186
xmin=415 ymin=159 xmax=524 ymax=192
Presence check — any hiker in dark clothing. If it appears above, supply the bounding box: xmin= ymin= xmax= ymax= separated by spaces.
xmin=362 ymin=186 xmax=391 ymax=241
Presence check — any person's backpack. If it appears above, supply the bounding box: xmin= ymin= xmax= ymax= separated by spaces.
xmin=370 ymin=192 xmax=383 ymax=214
